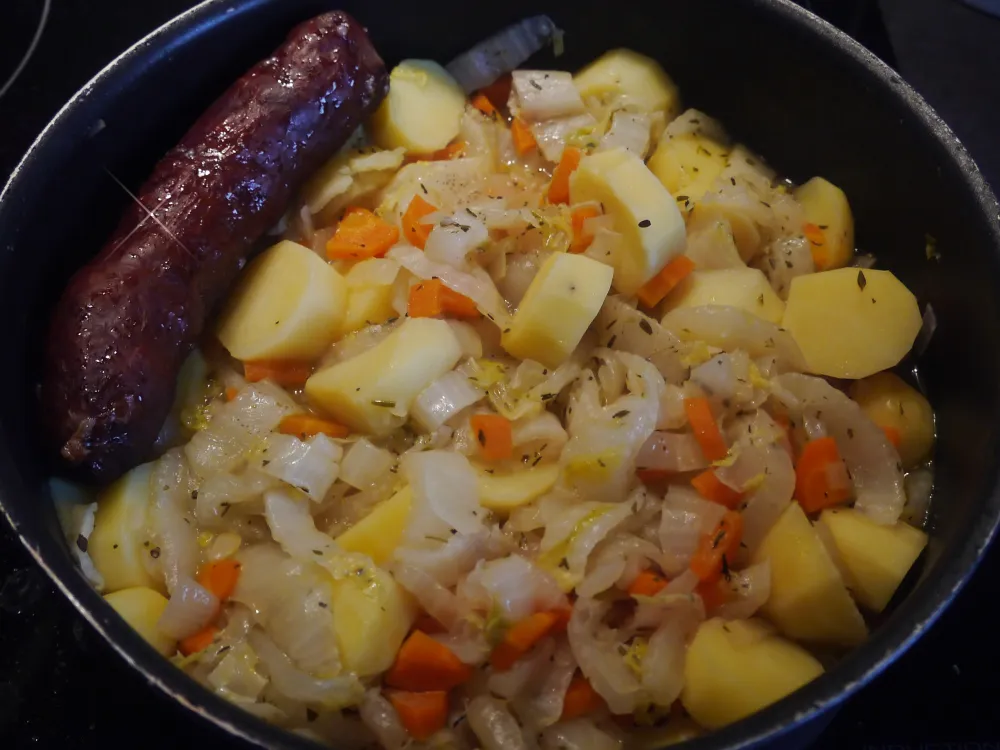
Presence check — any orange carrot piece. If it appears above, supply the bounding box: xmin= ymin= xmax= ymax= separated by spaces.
xmin=690 ymin=511 xmax=744 ymax=584
xmin=197 ymin=558 xmax=241 ymax=602
xmin=471 ymin=93 xmax=498 ymax=117
xmin=569 ymin=205 xmax=601 ymax=253
xmin=490 ymin=611 xmax=560 ymax=671
xmin=385 ymin=631 xmax=473 ymax=691
xmin=636 ymin=255 xmax=696 ymax=308
xmin=179 ymin=625 xmax=219 ymax=656
xmin=511 ymin=118 xmax=537 ymax=155
xmin=470 ymin=413 xmax=513 ymax=462
xmin=387 ymin=690 xmax=449 ymax=741
xmin=243 ymin=360 xmax=312 ymax=387
xmin=548 ymin=147 xmax=582 ymax=204
xmin=408 ymin=279 xmax=480 ymax=320
xmin=561 ymin=673 xmax=606 ymax=721
xmin=795 ymin=436 xmax=853 ymax=513
xmin=636 ymin=468 xmax=673 ymax=485
xmin=684 ymin=397 xmax=728 ymax=462
xmin=278 ymin=413 xmax=350 ymax=440
xmin=695 ymin=579 xmax=732 ymax=613
xmin=803 ymin=222 xmax=828 ymax=269
xmin=224 ymin=386 xmax=239 ymax=402
xmin=627 ymin=569 xmax=669 ymax=597
xmin=325 ymin=207 xmax=400 ymax=260
xmin=882 ymin=425 xmax=902 ymax=449
xmin=478 ymin=74 xmax=512 ymax=112
xmin=691 ymin=469 xmax=744 ymax=509
xmin=402 ymin=195 xmax=438 ymax=249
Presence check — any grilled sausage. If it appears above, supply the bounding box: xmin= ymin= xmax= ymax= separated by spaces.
xmin=41 ymin=11 xmax=389 ymax=483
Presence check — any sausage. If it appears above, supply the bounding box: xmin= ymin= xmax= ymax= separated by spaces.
xmin=41 ymin=11 xmax=389 ymax=484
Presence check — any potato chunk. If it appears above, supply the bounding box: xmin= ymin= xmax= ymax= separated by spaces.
xmin=368 ymin=60 xmax=466 ymax=154
xmin=849 ymin=372 xmax=934 ymax=468
xmin=682 ymin=618 xmax=823 ymax=729
xmin=648 ymin=133 xmax=729 ymax=203
xmin=570 ymin=148 xmax=686 ymax=294
xmin=665 ymin=268 xmax=785 ymax=324
xmin=89 ymin=463 xmax=161 ymax=593
xmin=477 ymin=463 xmax=560 ymax=513
xmin=782 ymin=268 xmax=922 ymax=379
xmin=334 ymin=487 xmax=412 ymax=564
xmin=752 ymin=502 xmax=867 ymax=646
xmin=501 ymin=252 xmax=613 ymax=368
xmin=574 ymin=49 xmax=680 ymax=118
xmin=819 ymin=508 xmax=928 ymax=612
xmin=306 ymin=318 xmax=462 ymax=435
xmin=104 ymin=587 xmax=176 ymax=656
xmin=216 ymin=241 xmax=348 ymax=362
xmin=794 ymin=177 xmax=854 ymax=270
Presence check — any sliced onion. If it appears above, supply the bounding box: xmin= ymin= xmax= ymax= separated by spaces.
xmin=324 ymin=320 xmax=399 ymax=366
xmin=578 ymin=534 xmax=663 ymax=598
xmin=641 ymin=616 xmax=690 ymax=707
xmin=424 ymin=214 xmax=489 ymax=267
xmin=461 ymin=556 xmax=566 ymax=620
xmin=637 ymin=431 xmax=707 ymax=473
xmin=359 ymin=690 xmax=408 ymax=750
xmin=402 ymin=450 xmax=483 ymax=535
xmin=206 ymin=641 xmax=267 ymax=701
xmin=446 ymin=16 xmax=560 ymax=93
xmin=496 ymin=250 xmax=550 ymax=307
xmin=595 ymin=296 xmax=688 ymax=385
xmin=599 ymin=111 xmax=652 ymax=158
xmin=467 ymin=696 xmax=529 ymax=750
xmin=339 ymin=438 xmax=395 ymax=490
xmin=397 ymin=531 xmax=491 ymax=587
xmin=258 ymin=433 xmax=342 ymax=502
xmin=512 ymin=70 xmax=586 ymax=121
xmin=391 ymin=562 xmax=468 ymax=631
xmin=248 ymin=629 xmax=362 ymax=708
xmin=513 ymin=639 xmax=578 ymax=729
xmin=489 ymin=637 xmax=555 ymax=699
xmin=157 ymin=575 xmax=218 ymax=639
xmin=151 ymin=449 xmax=197 ymax=594
xmin=511 ymin=411 xmax=568 ymax=458
xmin=412 ymin=371 xmax=485 ymax=432
xmin=903 ymin=467 xmax=933 ymax=527
xmin=541 ymin=719 xmax=621 ymax=750
xmin=567 ymin=598 xmax=643 ymax=714
xmin=659 ymin=487 xmax=726 ymax=576
xmin=715 ymin=560 xmax=771 ymax=619
xmin=431 ymin=625 xmax=492 ymax=666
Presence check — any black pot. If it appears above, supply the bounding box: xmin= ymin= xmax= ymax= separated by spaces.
xmin=1 ymin=0 xmax=999 ymax=748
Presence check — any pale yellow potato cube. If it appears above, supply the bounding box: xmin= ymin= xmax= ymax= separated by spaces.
xmin=849 ymin=372 xmax=935 ymax=469
xmin=682 ymin=618 xmax=824 ymax=729
xmin=90 ymin=463 xmax=162 ymax=593
xmin=104 ymin=587 xmax=176 ymax=656
xmin=665 ymin=268 xmax=785 ymax=324
xmin=501 ymin=253 xmax=613 ymax=368
xmin=782 ymin=268 xmax=922 ymax=379
xmin=752 ymin=502 xmax=867 ymax=646
xmin=819 ymin=508 xmax=928 ymax=612
xmin=368 ymin=60 xmax=466 ymax=154
xmin=794 ymin=177 xmax=855 ymax=270
xmin=574 ymin=49 xmax=681 ymax=118
xmin=335 ymin=487 xmax=412 ymax=564
xmin=217 ymin=241 xmax=348 ymax=362
xmin=570 ymin=148 xmax=685 ymax=294
xmin=306 ymin=318 xmax=462 ymax=435
xmin=648 ymin=134 xmax=729 ymax=203
xmin=477 ymin=463 xmax=560 ymax=513
xmin=337 ymin=286 xmax=397 ymax=338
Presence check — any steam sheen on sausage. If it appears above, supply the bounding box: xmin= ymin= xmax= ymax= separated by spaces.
xmin=41 ymin=11 xmax=389 ymax=483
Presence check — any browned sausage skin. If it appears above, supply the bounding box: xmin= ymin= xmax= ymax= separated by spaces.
xmin=42 ymin=11 xmax=389 ymax=484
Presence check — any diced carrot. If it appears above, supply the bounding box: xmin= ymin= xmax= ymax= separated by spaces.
xmin=179 ymin=625 xmax=219 ymax=656
xmin=478 ymin=74 xmax=512 ymax=112
xmin=470 ymin=413 xmax=513 ymax=462
xmin=402 ymin=195 xmax=438 ymax=249
xmin=511 ymin=118 xmax=537 ymax=155
xmin=278 ymin=413 xmax=350 ymax=440
xmin=882 ymin=424 xmax=902 ymax=449
xmin=690 ymin=511 xmax=744 ymax=584
xmin=325 ymin=207 xmax=400 ymax=260
xmin=407 ymin=279 xmax=480 ymax=319
xmin=684 ymin=397 xmax=728 ymax=462
xmin=224 ymin=386 xmax=239 ymax=402
xmin=471 ymin=93 xmax=498 ymax=117
xmin=569 ymin=205 xmax=601 ymax=253
xmin=691 ymin=469 xmax=744 ymax=509
xmin=636 ymin=468 xmax=673 ymax=485
xmin=695 ymin=579 xmax=732 ymax=613
xmin=627 ymin=569 xmax=669 ymax=597
xmin=243 ymin=360 xmax=312 ymax=387
xmin=636 ymin=255 xmax=696 ymax=308
xmin=561 ymin=673 xmax=606 ymax=721
xmin=803 ymin=222 xmax=828 ymax=269
xmin=412 ymin=614 xmax=447 ymax=635
xmin=490 ymin=611 xmax=561 ymax=671
xmin=548 ymin=147 xmax=582 ymax=204
xmin=386 ymin=690 xmax=449 ymax=741
xmin=197 ymin=558 xmax=241 ymax=602
xmin=385 ymin=631 xmax=473 ymax=691
xmin=795 ymin=436 xmax=854 ymax=513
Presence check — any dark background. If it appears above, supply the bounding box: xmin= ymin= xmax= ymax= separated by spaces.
xmin=1 ymin=0 xmax=999 ymax=747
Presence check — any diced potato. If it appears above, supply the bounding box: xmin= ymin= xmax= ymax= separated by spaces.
xmin=682 ymin=618 xmax=824 ymax=729
xmin=665 ymin=268 xmax=785 ymax=324
xmin=573 ymin=49 xmax=681 ymax=118
xmin=330 ymin=566 xmax=416 ymax=676
xmin=368 ymin=60 xmax=466 ymax=154
xmin=849 ymin=372 xmax=934 ymax=468
xmin=752 ymin=502 xmax=867 ymax=646
xmin=104 ymin=587 xmax=176 ymax=656
xmin=477 ymin=463 xmax=560 ymax=512
xmin=782 ymin=268 xmax=922 ymax=379
xmin=570 ymin=148 xmax=686 ymax=294
xmin=90 ymin=463 xmax=161 ymax=593
xmin=334 ymin=487 xmax=412 ymax=564
xmin=336 ymin=259 xmax=400 ymax=337
xmin=794 ymin=177 xmax=854 ymax=270
xmin=216 ymin=241 xmax=348 ymax=362
xmin=819 ymin=508 xmax=928 ymax=612
xmin=501 ymin=253 xmax=613 ymax=368
xmin=648 ymin=134 xmax=729 ymax=203
xmin=306 ymin=318 xmax=462 ymax=435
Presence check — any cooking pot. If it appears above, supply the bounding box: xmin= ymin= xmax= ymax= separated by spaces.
xmin=2 ymin=0 xmax=999 ymax=747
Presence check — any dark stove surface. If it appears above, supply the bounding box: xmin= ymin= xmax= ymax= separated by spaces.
xmin=2 ymin=1 xmax=999 ymax=748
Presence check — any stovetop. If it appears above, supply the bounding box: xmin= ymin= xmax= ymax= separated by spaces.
xmin=2 ymin=0 xmax=1000 ymax=747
